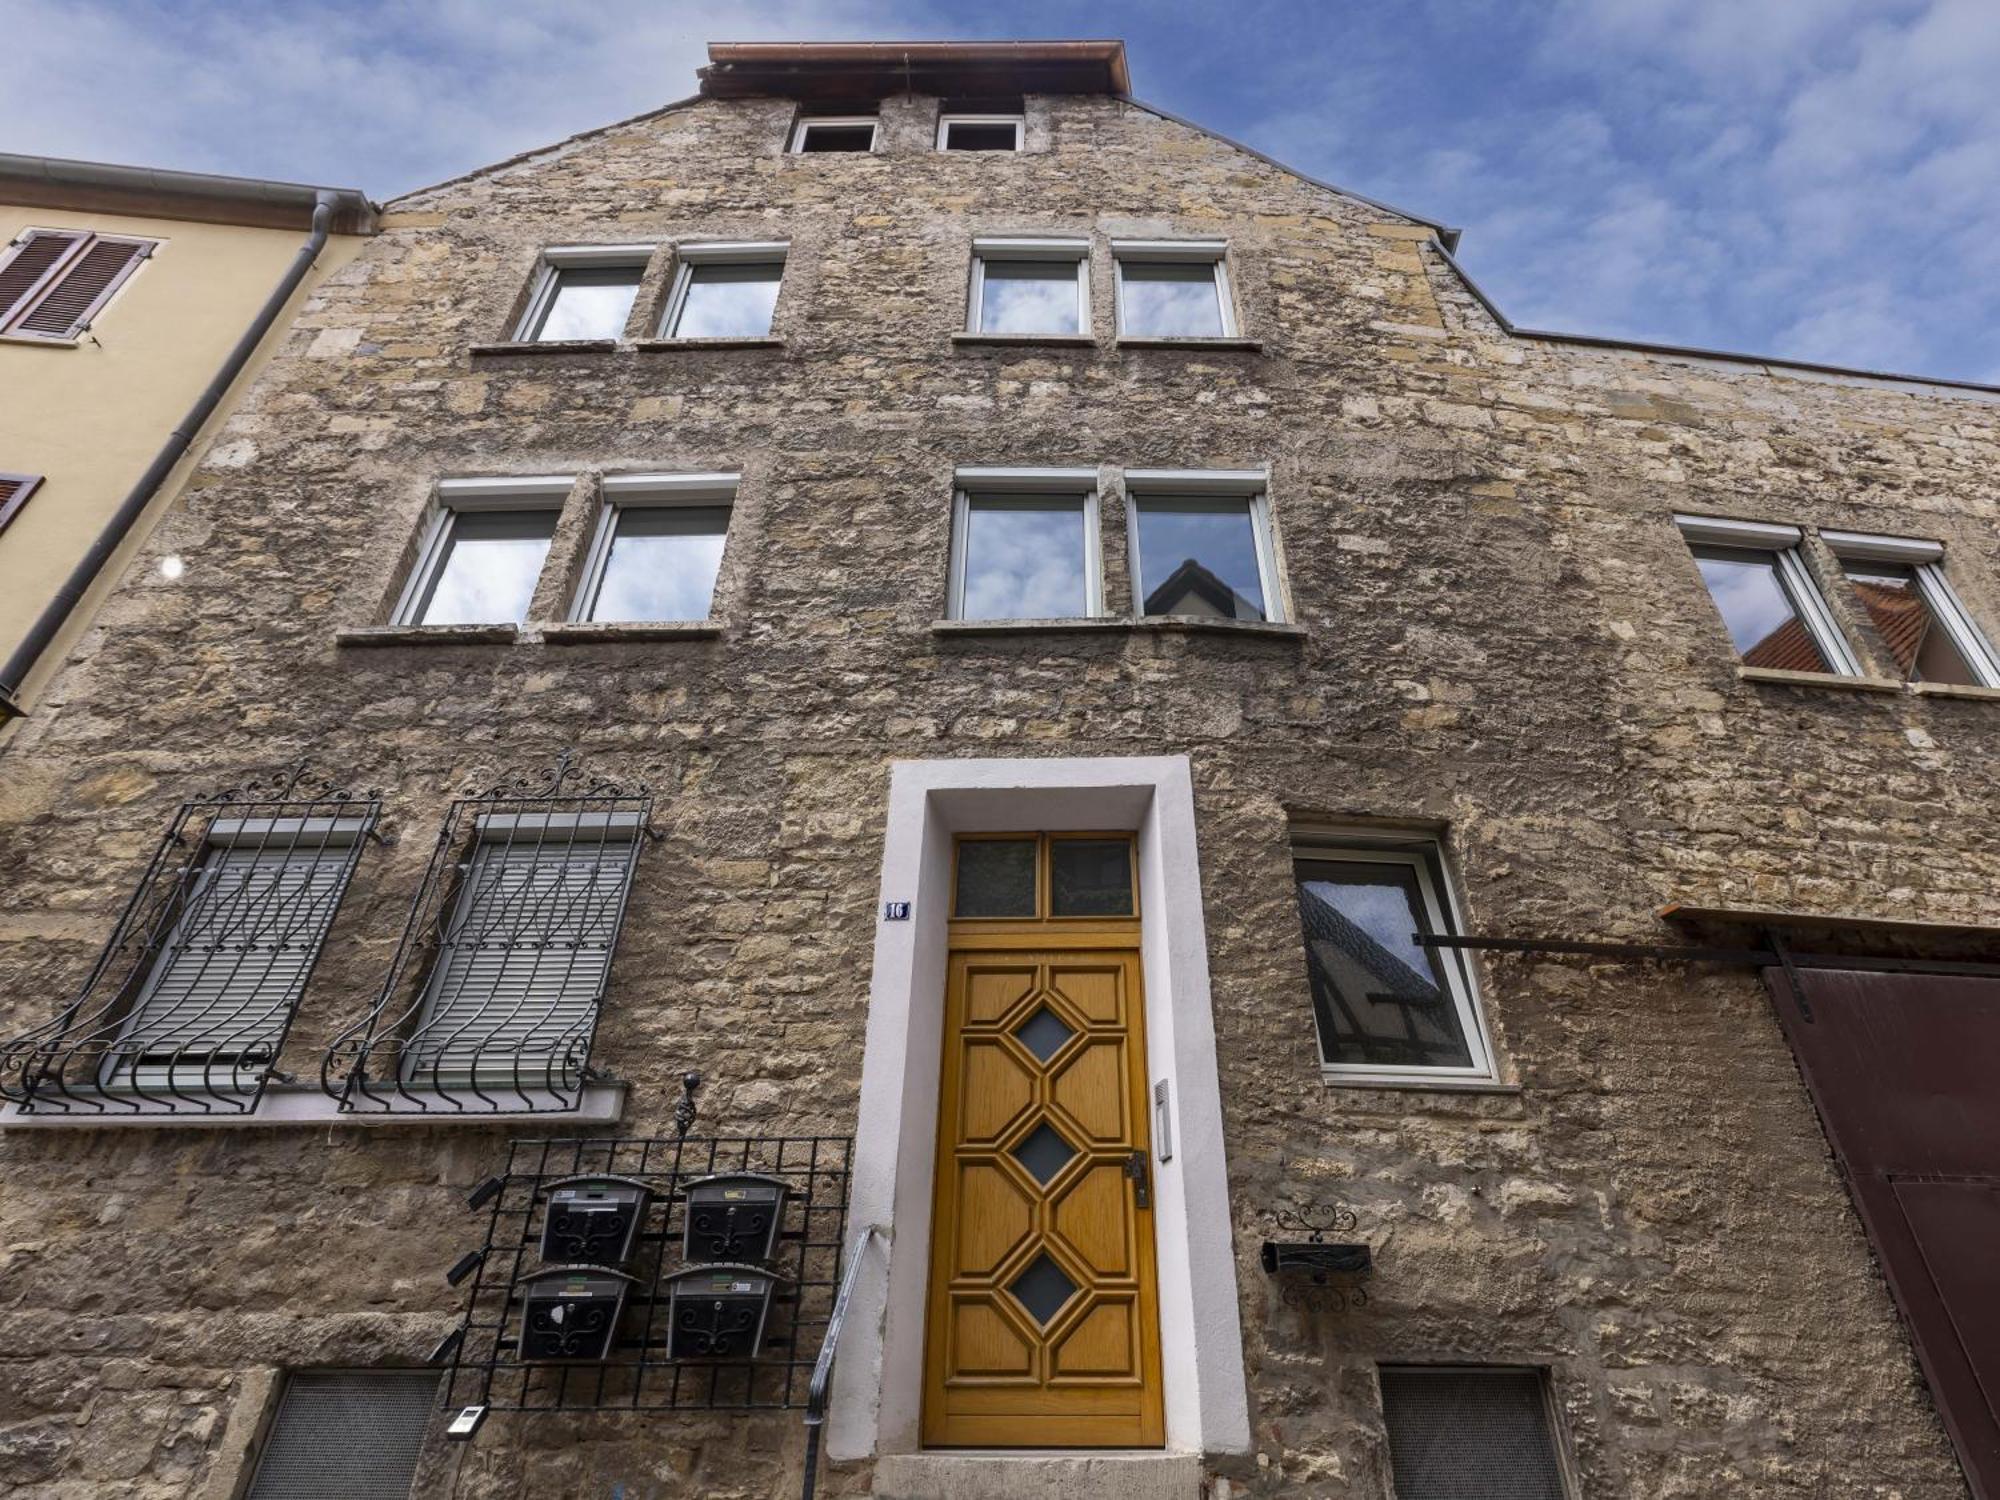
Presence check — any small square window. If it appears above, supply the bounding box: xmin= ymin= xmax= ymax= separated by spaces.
xmin=1114 ymin=243 xmax=1235 ymax=339
xmin=1294 ymin=834 xmax=1494 ymax=1082
xmin=574 ymin=476 xmax=736 ymax=623
xmin=949 ymin=472 xmax=1102 ymax=621
xmin=395 ymin=484 xmax=567 ymax=627
xmin=968 ymin=240 xmax=1089 ymax=336
xmin=1379 ymin=1367 xmax=1570 ymax=1500
xmin=1129 ymin=479 xmax=1280 ymax=623
xmin=1823 ymin=530 xmax=2000 ymax=688
xmin=940 ymin=115 xmax=1023 ymax=151
xmin=1676 ymin=515 xmax=1859 ymax=676
xmin=516 ymin=257 xmax=646 ymax=342
xmin=954 ymin=837 xmax=1038 ymax=918
xmin=791 ymin=116 xmax=878 ymax=153
xmin=662 ymin=247 xmax=786 ymax=339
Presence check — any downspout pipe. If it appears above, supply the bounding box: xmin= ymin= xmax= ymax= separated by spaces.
xmin=0 ymin=187 xmax=339 ymax=716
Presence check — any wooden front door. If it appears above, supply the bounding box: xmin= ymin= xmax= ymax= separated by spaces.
xmin=923 ymin=835 xmax=1163 ymax=1448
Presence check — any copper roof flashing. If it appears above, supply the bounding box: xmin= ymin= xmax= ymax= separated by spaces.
xmin=701 ymin=40 xmax=1130 ymax=101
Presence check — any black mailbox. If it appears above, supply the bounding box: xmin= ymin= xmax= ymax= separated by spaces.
xmin=516 ymin=1266 xmax=636 ymax=1363
xmin=540 ymin=1174 xmax=652 ymax=1267
xmin=663 ymin=1263 xmax=782 ymax=1360
xmin=681 ymin=1173 xmax=789 ymax=1264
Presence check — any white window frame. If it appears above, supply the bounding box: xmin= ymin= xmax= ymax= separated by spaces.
xmin=512 ymin=245 xmax=654 ymax=342
xmin=966 ymin=237 xmax=1091 ymax=335
xmin=1674 ymin=513 xmax=1862 ymax=676
xmin=570 ymin=472 xmax=739 ymax=623
xmin=391 ymin=476 xmax=572 ymax=626
xmin=790 ymin=115 xmax=879 ymax=154
xmin=657 ymin=242 xmax=788 ymax=339
xmin=1292 ymin=831 xmax=1497 ymax=1087
xmin=947 ymin=466 xmax=1103 ymax=621
xmin=936 ymin=113 xmax=1025 ymax=151
xmin=1821 ymin=529 xmax=2000 ymax=688
xmin=1124 ymin=468 xmax=1284 ymax=624
xmin=1111 ymin=239 xmax=1238 ymax=339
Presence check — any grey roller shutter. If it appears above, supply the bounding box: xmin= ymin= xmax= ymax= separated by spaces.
xmin=246 ymin=1371 xmax=436 ymax=1500
xmin=1380 ymin=1368 xmax=1568 ymax=1500
xmin=107 ymin=819 xmax=365 ymax=1091
xmin=402 ymin=813 xmax=640 ymax=1087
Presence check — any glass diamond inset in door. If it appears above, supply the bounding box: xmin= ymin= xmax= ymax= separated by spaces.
xmin=1013 ymin=1004 xmax=1075 ymax=1063
xmin=1011 ymin=1121 xmax=1077 ymax=1185
xmin=1008 ymin=1251 xmax=1078 ymax=1326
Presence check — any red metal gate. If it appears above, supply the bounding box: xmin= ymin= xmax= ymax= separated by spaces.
xmin=1766 ymin=966 xmax=2000 ymax=1498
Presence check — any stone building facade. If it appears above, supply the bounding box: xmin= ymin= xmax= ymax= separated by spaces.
xmin=3 ymin=38 xmax=1999 ymax=1500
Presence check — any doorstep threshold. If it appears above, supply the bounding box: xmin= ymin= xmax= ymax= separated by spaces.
xmin=873 ymin=1449 xmax=1200 ymax=1500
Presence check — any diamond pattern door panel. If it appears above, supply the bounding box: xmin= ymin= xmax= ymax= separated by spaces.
xmin=924 ymin=947 xmax=1163 ymax=1447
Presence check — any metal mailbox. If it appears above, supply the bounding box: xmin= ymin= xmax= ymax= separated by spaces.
xmin=662 ymin=1263 xmax=782 ymax=1360
xmin=516 ymin=1265 xmax=636 ymax=1363
xmin=681 ymin=1172 xmax=789 ymax=1264
xmin=540 ymin=1174 xmax=652 ymax=1268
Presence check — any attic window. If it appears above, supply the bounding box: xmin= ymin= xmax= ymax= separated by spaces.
xmin=791 ymin=115 xmax=878 ymax=153
xmin=1293 ymin=833 xmax=1495 ymax=1084
xmin=939 ymin=114 xmax=1023 ymax=151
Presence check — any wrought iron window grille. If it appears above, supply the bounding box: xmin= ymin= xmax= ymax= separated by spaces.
xmin=439 ymin=1129 xmax=854 ymax=1419
xmin=0 ymin=764 xmax=379 ymax=1115
xmin=322 ymin=752 xmax=658 ymax=1114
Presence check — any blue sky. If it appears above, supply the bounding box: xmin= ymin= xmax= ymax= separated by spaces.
xmin=8 ymin=0 xmax=1998 ymax=383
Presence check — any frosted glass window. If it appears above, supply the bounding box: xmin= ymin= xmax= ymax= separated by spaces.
xmin=955 ymin=839 xmax=1037 ymax=917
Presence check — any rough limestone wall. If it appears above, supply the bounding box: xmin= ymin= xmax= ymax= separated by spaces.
xmin=1 ymin=86 xmax=1995 ymax=1497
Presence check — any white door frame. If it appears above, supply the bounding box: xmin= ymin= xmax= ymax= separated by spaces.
xmin=829 ymin=755 xmax=1252 ymax=1459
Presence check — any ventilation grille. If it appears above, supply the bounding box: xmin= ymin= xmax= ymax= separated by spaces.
xmin=247 ymin=1371 xmax=437 ymax=1499
xmin=1380 ymin=1368 xmax=1567 ymax=1500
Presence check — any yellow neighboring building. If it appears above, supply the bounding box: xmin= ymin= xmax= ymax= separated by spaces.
xmin=0 ymin=155 xmax=375 ymax=721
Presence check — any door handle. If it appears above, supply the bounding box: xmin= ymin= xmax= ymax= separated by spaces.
xmin=1124 ymin=1149 xmax=1152 ymax=1210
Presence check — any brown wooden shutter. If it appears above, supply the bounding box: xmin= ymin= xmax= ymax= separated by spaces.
xmin=0 ymin=230 xmax=86 ymax=326
xmin=1767 ymin=968 xmax=2000 ymax=1497
xmin=14 ymin=237 xmax=151 ymax=338
xmin=0 ymin=472 xmax=44 ymax=536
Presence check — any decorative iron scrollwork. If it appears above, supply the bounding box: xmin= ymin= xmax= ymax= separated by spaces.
xmin=1263 ymin=1201 xmax=1373 ymax=1312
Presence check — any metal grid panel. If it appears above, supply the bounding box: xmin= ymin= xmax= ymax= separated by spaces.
xmin=1380 ymin=1368 xmax=1567 ymax=1500
xmin=446 ymin=1134 xmax=853 ymax=1412
xmin=0 ymin=766 xmax=376 ymax=1115
xmin=323 ymin=753 xmax=653 ymax=1114
xmin=247 ymin=1371 xmax=437 ymax=1499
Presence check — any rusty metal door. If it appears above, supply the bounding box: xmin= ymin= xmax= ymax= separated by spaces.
xmin=1766 ymin=967 xmax=2000 ymax=1498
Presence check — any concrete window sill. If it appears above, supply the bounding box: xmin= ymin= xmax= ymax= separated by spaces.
xmin=1135 ymin=616 xmax=1305 ymax=640
xmin=1737 ymin=666 xmax=1903 ymax=693
xmin=1115 ymin=335 xmax=1264 ymax=353
xmin=335 ymin=623 xmax=520 ymax=647
xmin=931 ymin=618 xmax=1132 ymax=637
xmin=1910 ymin=680 xmax=2000 ymax=702
xmin=0 ymin=332 xmax=80 ymax=349
xmin=1323 ymin=1073 xmax=1522 ymax=1095
xmin=0 ymin=1081 xmax=625 ymax=1130
xmin=951 ymin=332 xmax=1097 ymax=348
xmin=931 ymin=617 xmax=1306 ymax=642
xmin=630 ymin=336 xmax=785 ymax=353
xmin=468 ymin=339 xmax=617 ymax=357
xmin=542 ymin=621 xmax=723 ymax=644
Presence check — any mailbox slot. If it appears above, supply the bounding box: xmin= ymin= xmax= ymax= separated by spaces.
xmin=540 ymin=1174 xmax=652 ymax=1268
xmin=516 ymin=1265 xmax=637 ymax=1363
xmin=663 ymin=1263 xmax=783 ymax=1360
xmin=681 ymin=1172 xmax=790 ymax=1264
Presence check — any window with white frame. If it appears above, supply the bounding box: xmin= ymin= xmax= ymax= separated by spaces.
xmin=967 ymin=238 xmax=1090 ymax=336
xmin=1379 ymin=1367 xmax=1571 ymax=1500
xmin=948 ymin=467 xmax=1102 ymax=621
xmin=1675 ymin=515 xmax=1860 ymax=676
xmin=394 ymin=478 xmax=569 ymax=627
xmin=938 ymin=113 xmax=1024 ymax=151
xmin=572 ymin=473 xmax=736 ymax=623
xmin=513 ymin=247 xmax=651 ymax=342
xmin=790 ymin=115 xmax=878 ymax=153
xmin=1127 ymin=470 xmax=1281 ymax=623
xmin=1113 ymin=240 xmax=1236 ymax=339
xmin=659 ymin=243 xmax=786 ymax=339
xmin=1293 ymin=832 xmax=1495 ymax=1084
xmin=1821 ymin=530 xmax=2000 ymax=688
